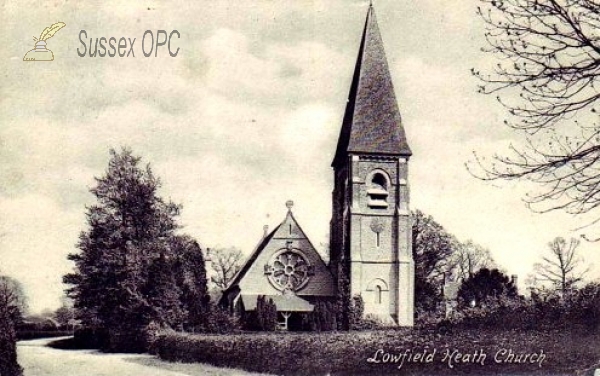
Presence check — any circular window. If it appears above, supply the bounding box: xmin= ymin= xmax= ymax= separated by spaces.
xmin=266 ymin=249 xmax=311 ymax=291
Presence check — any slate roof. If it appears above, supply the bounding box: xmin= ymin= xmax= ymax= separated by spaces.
xmin=240 ymin=294 xmax=314 ymax=312
xmin=225 ymin=223 xmax=281 ymax=290
xmin=332 ymin=4 xmax=411 ymax=167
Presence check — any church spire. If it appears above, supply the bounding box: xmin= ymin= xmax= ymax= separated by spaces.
xmin=332 ymin=5 xmax=411 ymax=167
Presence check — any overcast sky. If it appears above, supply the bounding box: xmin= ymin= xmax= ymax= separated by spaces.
xmin=1 ymin=0 xmax=598 ymax=313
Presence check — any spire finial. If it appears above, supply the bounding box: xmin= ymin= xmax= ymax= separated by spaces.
xmin=285 ymin=200 xmax=294 ymax=212
xmin=369 ymin=0 xmax=373 ymax=8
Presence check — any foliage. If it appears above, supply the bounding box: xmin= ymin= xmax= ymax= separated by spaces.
xmin=565 ymin=282 xmax=600 ymax=331
xmin=16 ymin=330 xmax=73 ymax=341
xmin=450 ymin=281 xmax=600 ymax=333
xmin=302 ymin=300 xmax=337 ymax=331
xmin=63 ymin=148 xmax=209 ymax=352
xmin=414 ymin=277 xmax=441 ymax=313
xmin=457 ymin=268 xmax=518 ymax=308
xmin=0 ymin=275 xmax=24 ymax=376
xmin=53 ymin=304 xmax=76 ymax=329
xmin=333 ymin=254 xmax=351 ymax=330
xmin=531 ymin=237 xmax=589 ymax=296
xmin=412 ymin=210 xmax=455 ymax=311
xmin=172 ymin=236 xmax=211 ymax=332
xmin=154 ymin=327 xmax=600 ymax=375
xmin=348 ymin=294 xmax=364 ymax=330
xmin=471 ymin=0 xmax=600 ymax=227
xmin=243 ymin=296 xmax=277 ymax=331
xmin=200 ymin=304 xmax=240 ymax=334
xmin=208 ymin=247 xmax=243 ymax=290
xmin=415 ymin=306 xmax=446 ymax=328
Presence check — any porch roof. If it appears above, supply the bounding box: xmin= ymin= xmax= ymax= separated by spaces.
xmin=240 ymin=294 xmax=314 ymax=312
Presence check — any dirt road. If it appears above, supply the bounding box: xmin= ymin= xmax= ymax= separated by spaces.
xmin=17 ymin=337 xmax=264 ymax=376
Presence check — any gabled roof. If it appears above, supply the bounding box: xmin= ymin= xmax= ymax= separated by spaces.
xmin=223 ymin=205 xmax=334 ymax=297
xmin=332 ymin=4 xmax=411 ymax=167
xmin=225 ymin=223 xmax=281 ymax=290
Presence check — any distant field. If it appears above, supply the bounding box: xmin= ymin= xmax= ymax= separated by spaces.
xmin=155 ymin=328 xmax=600 ymax=375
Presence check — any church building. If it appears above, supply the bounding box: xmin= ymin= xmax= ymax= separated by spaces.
xmin=220 ymin=4 xmax=414 ymax=328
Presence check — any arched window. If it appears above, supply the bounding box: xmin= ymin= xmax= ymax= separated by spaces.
xmin=374 ymin=285 xmax=383 ymax=304
xmin=367 ymin=278 xmax=389 ymax=307
xmin=367 ymin=171 xmax=389 ymax=208
xmin=372 ymin=173 xmax=387 ymax=191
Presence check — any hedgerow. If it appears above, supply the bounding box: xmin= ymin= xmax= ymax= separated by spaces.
xmin=154 ymin=327 xmax=600 ymax=375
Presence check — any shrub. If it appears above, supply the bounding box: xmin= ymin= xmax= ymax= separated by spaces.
xmin=154 ymin=328 xmax=600 ymax=375
xmin=200 ymin=305 xmax=240 ymax=334
xmin=16 ymin=330 xmax=73 ymax=340
xmin=73 ymin=326 xmax=109 ymax=349
xmin=348 ymin=295 xmax=364 ymax=330
xmin=414 ymin=306 xmax=445 ymax=328
xmin=449 ymin=283 xmax=600 ymax=332
xmin=242 ymin=296 xmax=277 ymax=331
xmin=301 ymin=300 xmax=337 ymax=331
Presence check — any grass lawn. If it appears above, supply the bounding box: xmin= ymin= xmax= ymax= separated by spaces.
xmin=155 ymin=327 xmax=600 ymax=375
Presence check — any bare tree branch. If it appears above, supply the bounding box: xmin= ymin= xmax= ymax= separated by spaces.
xmin=532 ymin=236 xmax=590 ymax=295
xmin=470 ymin=0 xmax=600 ymax=230
xmin=209 ymin=247 xmax=244 ymax=290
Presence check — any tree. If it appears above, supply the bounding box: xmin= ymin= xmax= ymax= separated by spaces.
xmin=0 ymin=275 xmax=25 ymax=376
xmin=171 ymin=235 xmax=210 ymax=332
xmin=451 ymin=240 xmax=496 ymax=281
xmin=471 ymin=0 xmax=600 ymax=228
xmin=144 ymin=252 xmax=185 ymax=330
xmin=532 ymin=236 xmax=590 ymax=296
xmin=54 ymin=305 xmax=76 ymax=330
xmin=244 ymin=295 xmax=277 ymax=331
xmin=63 ymin=148 xmax=185 ymax=351
xmin=412 ymin=210 xmax=456 ymax=310
xmin=209 ymin=247 xmax=244 ymax=290
xmin=458 ymin=268 xmax=518 ymax=307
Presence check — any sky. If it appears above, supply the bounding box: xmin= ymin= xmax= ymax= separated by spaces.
xmin=1 ymin=0 xmax=598 ymax=314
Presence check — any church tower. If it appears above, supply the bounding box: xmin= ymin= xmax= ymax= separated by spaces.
xmin=330 ymin=4 xmax=414 ymax=326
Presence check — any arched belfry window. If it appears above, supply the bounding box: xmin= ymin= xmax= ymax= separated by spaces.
xmin=367 ymin=170 xmax=390 ymax=208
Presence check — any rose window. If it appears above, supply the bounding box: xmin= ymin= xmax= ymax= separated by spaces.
xmin=264 ymin=249 xmax=313 ymax=291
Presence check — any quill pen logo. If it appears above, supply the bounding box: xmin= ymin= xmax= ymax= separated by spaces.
xmin=23 ymin=22 xmax=66 ymax=61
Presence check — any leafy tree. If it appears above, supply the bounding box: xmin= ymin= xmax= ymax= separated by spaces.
xmin=458 ymin=268 xmax=518 ymax=308
xmin=209 ymin=247 xmax=243 ymax=290
xmin=412 ymin=210 xmax=455 ymax=310
xmin=0 ymin=275 xmax=25 ymax=376
xmin=144 ymin=252 xmax=185 ymax=330
xmin=171 ymin=235 xmax=210 ymax=332
xmin=531 ymin=237 xmax=590 ymax=296
xmin=63 ymin=148 xmax=189 ymax=351
xmin=471 ymin=0 xmax=600 ymax=228
xmin=54 ymin=305 xmax=75 ymax=329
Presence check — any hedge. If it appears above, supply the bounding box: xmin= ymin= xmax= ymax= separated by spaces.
xmin=153 ymin=328 xmax=600 ymax=375
xmin=17 ymin=330 xmax=73 ymax=341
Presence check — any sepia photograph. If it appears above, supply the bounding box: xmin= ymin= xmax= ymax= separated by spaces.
xmin=2 ymin=0 xmax=600 ymax=374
